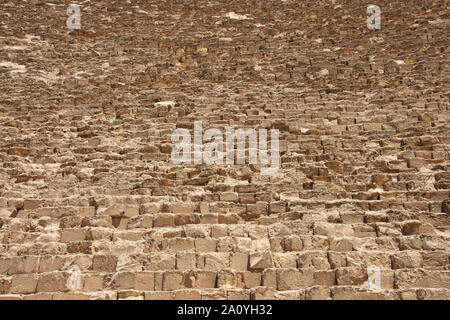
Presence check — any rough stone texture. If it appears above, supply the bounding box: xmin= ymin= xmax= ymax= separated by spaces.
xmin=0 ymin=0 xmax=448 ymax=300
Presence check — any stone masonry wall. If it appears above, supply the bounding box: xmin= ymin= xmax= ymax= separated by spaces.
xmin=0 ymin=0 xmax=448 ymax=300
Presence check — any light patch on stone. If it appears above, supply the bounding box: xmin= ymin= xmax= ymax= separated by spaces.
xmin=369 ymin=36 xmax=385 ymax=44
xmin=22 ymin=34 xmax=41 ymax=42
xmin=225 ymin=12 xmax=251 ymax=20
xmin=3 ymin=45 xmax=27 ymax=50
xmin=155 ymin=101 xmax=176 ymax=108
xmin=0 ymin=61 xmax=26 ymax=73
xmin=34 ymin=69 xmax=61 ymax=84
xmin=73 ymin=71 xmax=90 ymax=79
xmin=428 ymin=19 xmax=445 ymax=25
xmin=318 ymin=69 xmax=329 ymax=76
xmin=251 ymin=238 xmax=270 ymax=251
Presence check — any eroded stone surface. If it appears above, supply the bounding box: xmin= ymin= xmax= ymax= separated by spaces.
xmin=0 ymin=0 xmax=449 ymax=300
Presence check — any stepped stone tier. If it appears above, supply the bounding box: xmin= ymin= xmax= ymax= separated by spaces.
xmin=0 ymin=0 xmax=448 ymax=300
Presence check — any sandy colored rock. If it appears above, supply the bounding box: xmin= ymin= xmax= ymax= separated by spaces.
xmin=0 ymin=0 xmax=448 ymax=301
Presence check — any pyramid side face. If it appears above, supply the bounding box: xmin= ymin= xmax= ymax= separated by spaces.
xmin=0 ymin=0 xmax=449 ymax=300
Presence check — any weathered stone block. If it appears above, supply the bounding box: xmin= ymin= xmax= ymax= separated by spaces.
xmin=162 ymin=271 xmax=184 ymax=291
xmin=249 ymin=252 xmax=273 ymax=271
xmin=36 ymin=272 xmax=67 ymax=292
xmin=230 ymin=253 xmax=248 ymax=271
xmin=93 ymin=255 xmax=118 ymax=272
xmin=11 ymin=274 xmax=38 ymax=294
